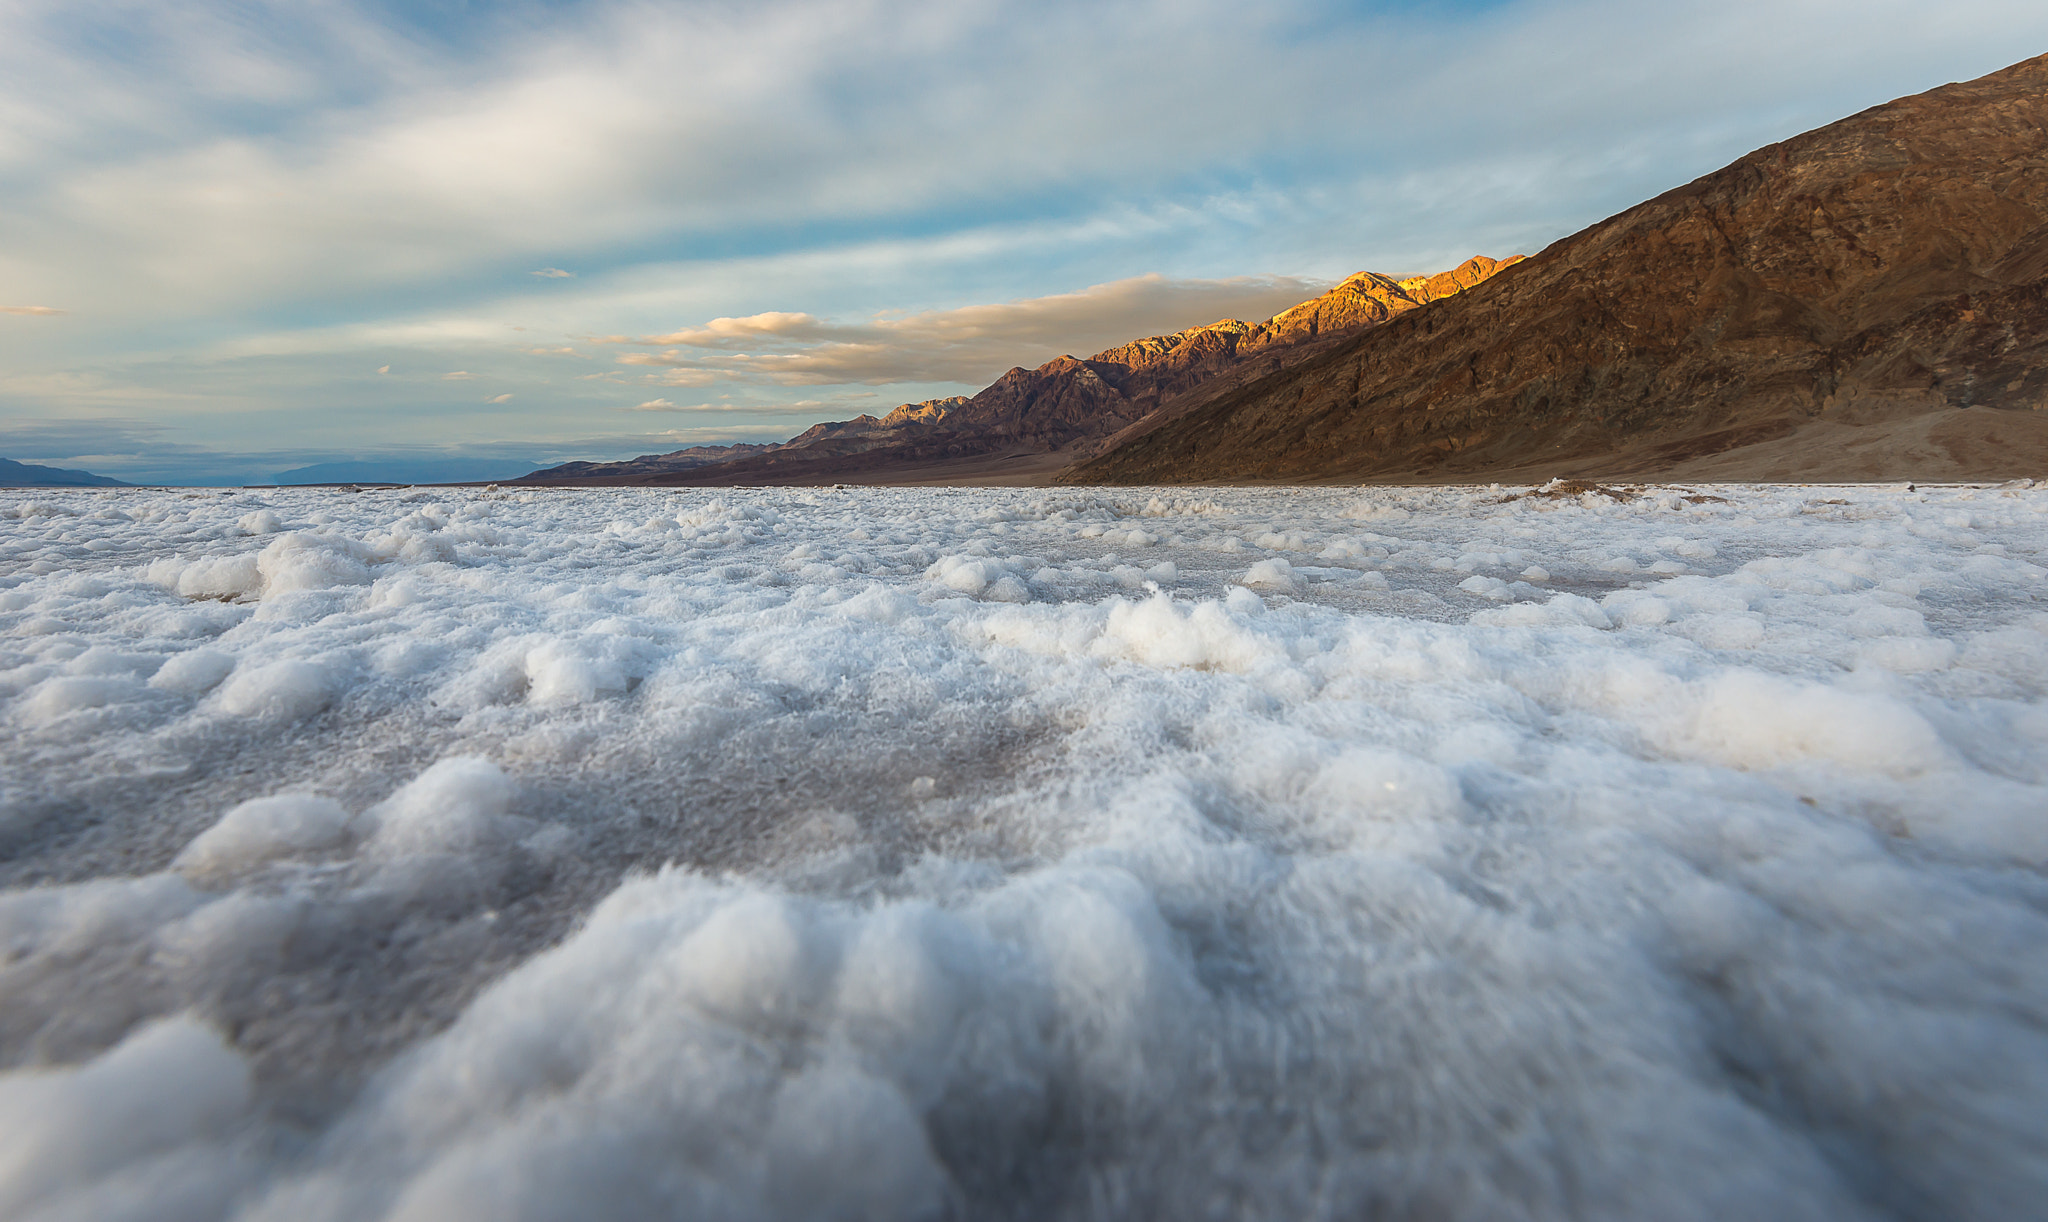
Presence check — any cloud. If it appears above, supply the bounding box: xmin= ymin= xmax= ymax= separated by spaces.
xmin=442 ymin=370 xmax=475 ymax=380
xmin=606 ymin=273 xmax=1330 ymax=385
xmin=531 ymin=268 xmax=575 ymax=278
xmin=626 ymin=397 xmax=838 ymax=414
xmin=0 ymin=416 xmax=169 ymax=459
xmin=0 ymin=368 xmax=213 ymax=405
xmin=5 ymin=0 xmax=2048 ymax=471
xmin=487 ymin=393 xmax=514 ymax=403
xmin=648 ymin=369 xmax=718 ymax=387
xmin=0 ymin=415 xmax=266 ymax=484
xmin=7 ymin=0 xmax=2042 ymax=326
xmin=1 ymin=306 xmax=66 ymax=316
xmin=642 ymin=426 xmax=797 ymax=445
xmin=376 ymin=364 xmax=390 ymax=373
xmin=524 ymin=346 xmax=584 ymax=357
xmin=629 ymin=312 xmax=830 ymax=347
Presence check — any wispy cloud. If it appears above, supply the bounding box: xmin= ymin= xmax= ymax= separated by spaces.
xmin=626 ymin=397 xmax=837 ymax=414
xmin=8 ymin=0 xmax=2038 ymax=323
xmin=487 ymin=393 xmax=514 ymax=403
xmin=442 ymin=370 xmax=475 ymax=380
xmin=626 ymin=312 xmax=830 ymax=347
xmin=647 ymin=369 xmax=718 ymax=387
xmin=3 ymin=0 xmax=2045 ymax=474
xmin=0 ymin=416 xmax=169 ymax=459
xmin=642 ymin=426 xmax=790 ymax=446
xmin=1 ymin=306 xmax=66 ymax=316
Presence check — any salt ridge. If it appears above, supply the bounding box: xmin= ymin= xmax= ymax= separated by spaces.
xmin=1 ymin=482 xmax=2045 ymax=1220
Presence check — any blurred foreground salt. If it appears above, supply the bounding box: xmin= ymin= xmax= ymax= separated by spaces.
xmin=2 ymin=481 xmax=2046 ymax=1220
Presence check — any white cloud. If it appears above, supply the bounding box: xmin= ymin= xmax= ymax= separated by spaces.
xmin=646 ymin=369 xmax=718 ymax=388
xmin=7 ymin=0 xmax=2043 ymax=322
xmin=1 ymin=305 xmax=65 ymax=315
xmin=442 ymin=371 xmax=475 ymax=380
xmin=487 ymin=393 xmax=513 ymax=403
xmin=4 ymin=0 xmax=2047 ymax=473
xmin=531 ymin=268 xmax=575 ymax=278
xmin=627 ymin=397 xmax=843 ymax=414
xmin=630 ymin=312 xmax=831 ymax=347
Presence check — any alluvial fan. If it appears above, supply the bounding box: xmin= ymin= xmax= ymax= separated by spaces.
xmin=2 ymin=481 xmax=2046 ymax=1222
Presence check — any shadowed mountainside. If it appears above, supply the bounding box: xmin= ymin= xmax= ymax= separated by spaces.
xmin=1069 ymin=53 xmax=2048 ymax=485
xmin=518 ymin=261 xmax=1518 ymax=486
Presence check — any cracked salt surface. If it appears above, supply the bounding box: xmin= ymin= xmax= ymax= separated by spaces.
xmin=2 ymin=480 xmax=2046 ymax=1221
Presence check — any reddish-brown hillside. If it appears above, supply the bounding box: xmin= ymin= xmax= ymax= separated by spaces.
xmin=1070 ymin=54 xmax=2048 ymax=485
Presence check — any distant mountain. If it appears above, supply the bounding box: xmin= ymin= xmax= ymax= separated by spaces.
xmin=520 ymin=265 xmax=1517 ymax=486
xmin=1072 ymin=53 xmax=2048 ymax=485
xmin=0 ymin=457 xmax=127 ymax=487
xmin=519 ymin=443 xmax=777 ymax=484
xmin=272 ymin=458 xmax=551 ymax=485
xmin=944 ymin=258 xmax=1522 ymax=461
xmin=519 ymin=397 xmax=978 ymax=485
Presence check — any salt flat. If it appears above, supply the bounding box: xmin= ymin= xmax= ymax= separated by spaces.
xmin=2 ymin=481 xmax=2045 ymax=1221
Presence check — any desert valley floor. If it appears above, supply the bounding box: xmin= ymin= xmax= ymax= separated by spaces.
xmin=2 ymin=481 xmax=2046 ymax=1221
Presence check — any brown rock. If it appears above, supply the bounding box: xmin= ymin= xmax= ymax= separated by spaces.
xmin=880 ymin=397 xmax=966 ymax=427
xmin=1068 ymin=55 xmax=2048 ymax=486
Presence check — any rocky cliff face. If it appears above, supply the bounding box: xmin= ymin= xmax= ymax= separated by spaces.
xmin=880 ymin=397 xmax=965 ymax=427
xmin=938 ymin=256 xmax=1520 ymax=460
xmin=1070 ymin=55 xmax=2048 ymax=485
xmin=1252 ymin=258 xmax=1524 ymax=349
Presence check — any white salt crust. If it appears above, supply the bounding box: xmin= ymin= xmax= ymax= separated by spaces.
xmin=1 ymin=481 xmax=2046 ymax=1221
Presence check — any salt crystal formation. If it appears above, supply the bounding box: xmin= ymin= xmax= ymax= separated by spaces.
xmin=2 ymin=481 xmax=2044 ymax=1220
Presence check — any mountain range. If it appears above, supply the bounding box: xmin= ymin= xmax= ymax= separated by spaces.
xmin=1074 ymin=51 xmax=2048 ymax=484
xmin=533 ymin=52 xmax=2048 ymax=487
xmin=520 ymin=259 xmax=1520 ymax=487
xmin=0 ymin=457 xmax=127 ymax=488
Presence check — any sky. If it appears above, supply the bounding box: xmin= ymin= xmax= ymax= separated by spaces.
xmin=1 ymin=1 xmax=2044 ymax=485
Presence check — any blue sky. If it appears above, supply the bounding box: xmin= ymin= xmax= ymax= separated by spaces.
xmin=2 ymin=0 xmax=2044 ymax=484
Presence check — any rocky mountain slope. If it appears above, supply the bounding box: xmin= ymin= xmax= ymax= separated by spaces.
xmin=1071 ymin=53 xmax=2048 ymax=485
xmin=953 ymin=257 xmax=1525 ymax=459
xmin=520 ymin=262 xmax=1516 ymax=486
